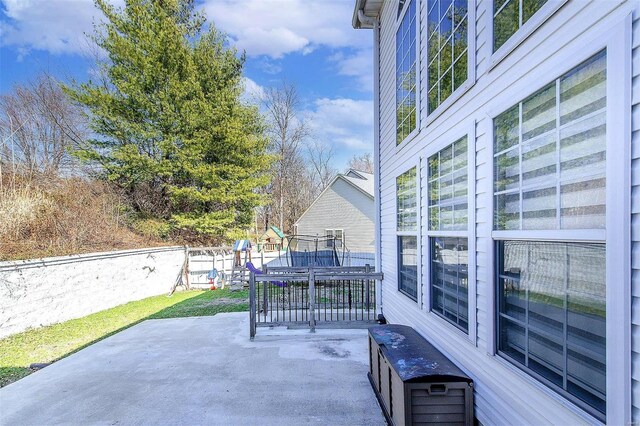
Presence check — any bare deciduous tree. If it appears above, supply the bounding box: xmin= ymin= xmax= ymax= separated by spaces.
xmin=347 ymin=152 xmax=374 ymax=174
xmin=262 ymin=82 xmax=311 ymax=233
xmin=0 ymin=73 xmax=87 ymax=180
xmin=306 ymin=139 xmax=337 ymax=193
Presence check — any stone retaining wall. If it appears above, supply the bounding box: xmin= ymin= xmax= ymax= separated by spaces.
xmin=0 ymin=247 xmax=185 ymax=338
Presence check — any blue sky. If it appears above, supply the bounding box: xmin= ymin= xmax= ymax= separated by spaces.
xmin=0 ymin=0 xmax=374 ymax=169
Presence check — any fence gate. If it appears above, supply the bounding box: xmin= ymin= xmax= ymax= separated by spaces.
xmin=249 ymin=266 xmax=383 ymax=339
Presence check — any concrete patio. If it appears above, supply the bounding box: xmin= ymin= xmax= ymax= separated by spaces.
xmin=0 ymin=313 xmax=385 ymax=425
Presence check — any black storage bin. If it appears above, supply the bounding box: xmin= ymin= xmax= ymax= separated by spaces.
xmin=368 ymin=325 xmax=474 ymax=426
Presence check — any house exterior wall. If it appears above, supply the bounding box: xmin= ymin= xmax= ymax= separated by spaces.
xmin=372 ymin=0 xmax=637 ymax=424
xmin=295 ymin=177 xmax=375 ymax=253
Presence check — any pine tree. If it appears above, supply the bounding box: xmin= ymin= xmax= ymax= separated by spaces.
xmin=65 ymin=0 xmax=271 ymax=241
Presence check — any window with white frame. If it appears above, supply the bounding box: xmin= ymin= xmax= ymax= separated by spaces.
xmin=427 ymin=0 xmax=469 ymax=113
xmin=325 ymin=229 xmax=343 ymax=248
xmin=493 ymin=50 xmax=606 ymax=420
xmin=493 ymin=0 xmax=548 ymax=52
xmin=397 ymin=167 xmax=418 ymax=300
xmin=396 ymin=0 xmax=417 ymax=145
xmin=428 ymin=136 xmax=469 ymax=332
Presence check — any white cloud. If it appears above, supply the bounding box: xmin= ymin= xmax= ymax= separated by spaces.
xmin=204 ymin=0 xmax=369 ymax=59
xmin=330 ymin=48 xmax=374 ymax=91
xmin=241 ymin=76 xmax=265 ymax=103
xmin=0 ymin=0 xmax=116 ymax=56
xmin=305 ymin=98 xmax=373 ymax=151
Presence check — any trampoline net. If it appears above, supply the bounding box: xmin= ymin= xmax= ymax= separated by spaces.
xmin=283 ymin=235 xmax=346 ymax=267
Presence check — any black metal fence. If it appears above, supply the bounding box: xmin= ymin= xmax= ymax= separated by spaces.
xmin=249 ymin=265 xmax=383 ymax=339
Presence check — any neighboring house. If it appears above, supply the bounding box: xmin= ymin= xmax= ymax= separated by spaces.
xmin=353 ymin=0 xmax=636 ymax=424
xmin=294 ymin=169 xmax=375 ymax=254
xmin=257 ymin=226 xmax=285 ymax=252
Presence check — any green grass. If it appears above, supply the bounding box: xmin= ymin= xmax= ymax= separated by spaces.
xmin=0 ymin=289 xmax=248 ymax=388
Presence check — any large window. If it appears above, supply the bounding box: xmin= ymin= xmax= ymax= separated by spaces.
xmin=493 ymin=51 xmax=607 ymax=420
xmin=397 ymin=167 xmax=418 ymax=300
xmin=396 ymin=0 xmax=417 ymax=144
xmin=493 ymin=0 xmax=548 ymax=52
xmin=428 ymin=137 xmax=469 ymax=331
xmin=427 ymin=0 xmax=468 ymax=113
xmin=493 ymin=51 xmax=606 ymax=231
xmin=497 ymin=241 xmax=605 ymax=417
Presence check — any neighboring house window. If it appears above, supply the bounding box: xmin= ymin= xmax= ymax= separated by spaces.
xmin=427 ymin=0 xmax=468 ymax=113
xmin=396 ymin=0 xmax=417 ymax=145
xmin=493 ymin=51 xmax=606 ymax=420
xmin=428 ymin=136 xmax=469 ymax=332
xmin=397 ymin=167 xmax=418 ymax=300
xmin=493 ymin=0 xmax=547 ymax=52
xmin=325 ymin=229 xmax=343 ymax=248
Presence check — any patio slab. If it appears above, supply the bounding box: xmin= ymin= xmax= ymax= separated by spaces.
xmin=0 ymin=313 xmax=385 ymax=425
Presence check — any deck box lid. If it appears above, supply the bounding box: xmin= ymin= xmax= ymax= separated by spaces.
xmin=369 ymin=324 xmax=472 ymax=383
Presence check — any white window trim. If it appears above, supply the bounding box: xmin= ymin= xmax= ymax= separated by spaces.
xmin=424 ymin=0 xmax=477 ymax=127
xmin=395 ymin=0 xmax=422 ymax=152
xmin=422 ymin=121 xmax=476 ymax=344
xmin=484 ymin=14 xmax=632 ymax=424
xmin=395 ymin=159 xmax=422 ymax=304
xmin=486 ymin=0 xmax=568 ymax=71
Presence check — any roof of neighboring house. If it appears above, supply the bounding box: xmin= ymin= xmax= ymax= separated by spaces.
xmin=342 ymin=171 xmax=374 ymax=197
xmin=294 ymin=169 xmax=374 ymax=226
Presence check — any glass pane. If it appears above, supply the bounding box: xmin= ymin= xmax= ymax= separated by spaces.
xmin=397 ymin=167 xmax=417 ymax=231
xmin=454 ymin=0 xmax=468 ymax=27
xmin=560 ymin=51 xmax=606 ymax=126
xmin=429 ymin=137 xmax=468 ymax=231
xmin=500 ymin=317 xmax=526 ymax=364
xmin=441 ymin=66 xmax=453 ymax=103
xmin=522 ymin=83 xmax=556 ymax=142
xmin=493 ymin=0 xmax=518 ymax=51
xmin=560 ymin=178 xmax=605 ymax=229
xmin=493 ymin=51 xmax=607 ymax=231
xmin=494 ymin=148 xmax=519 ymax=192
xmin=396 ymin=0 xmax=417 ymax=145
xmin=497 ymin=241 xmax=606 ymax=418
xmin=494 ymin=105 xmax=519 ymax=152
xmin=495 ymin=192 xmax=520 ymax=230
xmin=523 ymin=0 xmax=548 ymax=23
xmin=440 ymin=204 xmax=454 ymax=230
xmin=453 ymin=51 xmax=468 ymax=90
xmin=521 ymin=133 xmax=556 ymax=189
xmin=522 ymin=186 xmax=556 ymax=229
xmin=431 ymin=237 xmax=468 ymax=332
xmin=398 ymin=236 xmax=418 ymax=299
xmin=428 ymin=0 xmax=439 ymax=36
xmin=428 ymin=0 xmax=467 ymax=112
xmin=428 ymin=56 xmax=439 ymax=93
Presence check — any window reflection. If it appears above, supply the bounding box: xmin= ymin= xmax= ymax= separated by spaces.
xmin=497 ymin=240 xmax=606 ymax=417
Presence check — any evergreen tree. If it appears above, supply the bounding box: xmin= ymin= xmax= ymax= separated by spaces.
xmin=65 ymin=0 xmax=271 ymax=241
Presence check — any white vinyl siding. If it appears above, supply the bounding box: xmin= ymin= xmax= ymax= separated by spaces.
xmin=295 ymin=178 xmax=374 ymax=253
xmin=374 ymin=0 xmax=636 ymax=423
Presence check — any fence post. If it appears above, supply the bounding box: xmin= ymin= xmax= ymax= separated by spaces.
xmin=263 ymin=264 xmax=269 ymax=317
xmin=365 ymin=263 xmax=371 ymax=313
xmin=249 ymin=271 xmax=256 ymax=340
xmin=185 ymin=246 xmax=190 ymax=290
xmin=309 ymin=267 xmax=316 ymax=333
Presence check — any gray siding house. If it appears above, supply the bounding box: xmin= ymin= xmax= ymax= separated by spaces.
xmin=294 ymin=169 xmax=375 ymax=254
xmin=353 ymin=0 xmax=637 ymax=424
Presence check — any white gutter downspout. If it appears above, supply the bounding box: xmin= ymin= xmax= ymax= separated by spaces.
xmin=373 ymin=20 xmax=382 ymax=319
xmin=358 ymin=8 xmax=382 ymax=317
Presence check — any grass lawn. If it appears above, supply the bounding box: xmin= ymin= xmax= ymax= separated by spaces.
xmin=0 ymin=289 xmax=248 ymax=388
